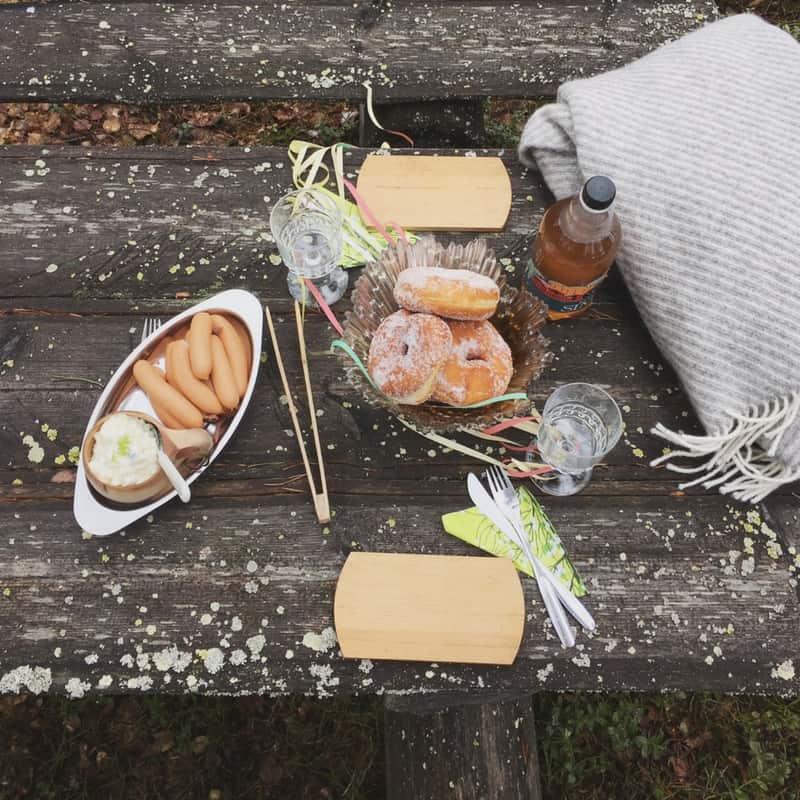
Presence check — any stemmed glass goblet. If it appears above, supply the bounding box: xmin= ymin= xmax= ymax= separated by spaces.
xmin=529 ymin=383 xmax=623 ymax=496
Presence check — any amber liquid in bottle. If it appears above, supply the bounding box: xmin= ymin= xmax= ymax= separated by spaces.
xmin=527 ymin=176 xmax=621 ymax=320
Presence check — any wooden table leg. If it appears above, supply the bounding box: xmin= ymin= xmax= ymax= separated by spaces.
xmin=384 ymin=693 xmax=542 ymax=800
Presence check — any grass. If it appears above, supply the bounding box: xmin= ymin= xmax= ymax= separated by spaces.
xmin=538 ymin=693 xmax=800 ymax=800
xmin=4 ymin=692 xmax=800 ymax=799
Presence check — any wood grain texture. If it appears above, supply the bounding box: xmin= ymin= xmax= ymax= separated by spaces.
xmin=1 ymin=496 xmax=798 ymax=696
xmin=0 ymin=0 xmax=716 ymax=104
xmin=0 ymin=146 xmax=545 ymax=302
xmin=355 ymin=155 xmax=512 ymax=231
xmin=384 ymin=694 xmax=542 ymax=800
xmin=334 ymin=553 xmax=525 ymax=664
xmin=0 ymin=307 xmax=707 ymax=489
xmin=1 ymin=145 xmax=799 ymax=698
xmin=0 ymin=145 xmax=656 ymax=306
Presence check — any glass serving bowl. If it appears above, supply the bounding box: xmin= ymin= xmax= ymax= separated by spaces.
xmin=337 ymin=235 xmax=552 ymax=433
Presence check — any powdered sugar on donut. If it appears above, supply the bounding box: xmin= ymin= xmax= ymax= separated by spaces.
xmin=433 ymin=320 xmax=512 ymax=406
xmin=394 ymin=267 xmax=500 ymax=321
xmin=367 ymin=310 xmax=453 ymax=405
xmin=398 ymin=268 xmax=496 ymax=291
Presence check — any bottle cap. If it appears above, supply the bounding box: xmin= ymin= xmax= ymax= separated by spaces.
xmin=581 ymin=176 xmax=616 ymax=211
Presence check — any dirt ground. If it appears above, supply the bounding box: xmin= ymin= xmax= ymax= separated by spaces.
xmin=4 ymin=691 xmax=800 ymax=799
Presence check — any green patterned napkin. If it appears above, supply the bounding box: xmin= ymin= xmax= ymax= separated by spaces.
xmin=442 ymin=487 xmax=587 ymax=597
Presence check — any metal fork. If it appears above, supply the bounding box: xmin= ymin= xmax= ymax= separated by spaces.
xmin=136 ymin=315 xmax=196 ymax=500
xmin=140 ymin=317 xmax=163 ymax=343
xmin=485 ymin=466 xmax=574 ymax=647
xmin=486 ymin=465 xmax=596 ymax=633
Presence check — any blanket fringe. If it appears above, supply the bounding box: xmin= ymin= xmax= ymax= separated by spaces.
xmin=650 ymin=391 xmax=800 ymax=504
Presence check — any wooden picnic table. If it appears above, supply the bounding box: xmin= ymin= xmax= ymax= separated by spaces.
xmin=2 ymin=0 xmax=799 ymax=795
xmin=2 ymin=144 xmax=799 ymax=702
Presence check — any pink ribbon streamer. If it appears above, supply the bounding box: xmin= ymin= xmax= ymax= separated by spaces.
xmin=481 ymin=416 xmax=539 ymax=436
xmin=301 ymin=180 xmax=409 ymax=338
xmin=499 ymin=442 xmax=540 ymax=454
xmin=383 ymin=220 xmax=409 ymax=244
xmin=343 ymin=177 xmax=409 ymax=246
xmin=505 ymin=465 xmax=552 ymax=479
xmin=303 ymin=278 xmax=344 ymax=336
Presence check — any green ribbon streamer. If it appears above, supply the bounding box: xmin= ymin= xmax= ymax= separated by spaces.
xmin=288 ymin=140 xmax=417 ymax=268
xmin=458 ymin=391 xmax=529 ymax=409
xmin=330 ymin=339 xmax=381 ymax=392
xmin=330 ymin=339 xmax=528 ymax=409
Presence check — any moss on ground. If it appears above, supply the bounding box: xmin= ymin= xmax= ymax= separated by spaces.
xmin=1 ymin=694 xmax=384 ymax=800
xmin=3 ymin=692 xmax=800 ymax=799
xmin=538 ymin=693 xmax=800 ymax=800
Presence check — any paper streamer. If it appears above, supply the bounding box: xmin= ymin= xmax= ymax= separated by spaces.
xmin=482 ymin=416 xmax=540 ymax=436
xmin=362 ymin=82 xmax=415 ymax=147
xmin=288 ymin=140 xmax=415 ymax=268
xmin=303 ymin=278 xmax=345 ymax=337
xmin=343 ymin=177 xmax=394 ymax=247
xmin=397 ymin=418 xmax=551 ymax=477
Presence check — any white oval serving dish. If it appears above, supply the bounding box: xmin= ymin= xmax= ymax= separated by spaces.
xmin=73 ymin=289 xmax=263 ymax=537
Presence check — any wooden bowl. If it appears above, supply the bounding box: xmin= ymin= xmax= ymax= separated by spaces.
xmin=82 ymin=411 xmax=213 ymax=505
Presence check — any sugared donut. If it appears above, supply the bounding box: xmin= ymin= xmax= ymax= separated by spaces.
xmin=368 ymin=310 xmax=453 ymax=405
xmin=432 ymin=320 xmax=513 ymax=407
xmin=394 ymin=267 xmax=500 ymax=321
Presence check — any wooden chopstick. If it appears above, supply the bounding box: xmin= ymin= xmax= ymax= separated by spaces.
xmin=293 ymin=301 xmax=330 ymax=522
xmin=264 ymin=305 xmax=331 ymax=524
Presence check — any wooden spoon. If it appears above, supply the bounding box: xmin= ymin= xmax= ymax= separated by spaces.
xmin=82 ymin=411 xmax=212 ymax=505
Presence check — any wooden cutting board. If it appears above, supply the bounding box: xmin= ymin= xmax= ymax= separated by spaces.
xmin=334 ymin=552 xmax=525 ymax=665
xmin=355 ymin=155 xmax=512 ymax=232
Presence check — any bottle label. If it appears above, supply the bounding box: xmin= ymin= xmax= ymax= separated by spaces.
xmin=525 ymin=258 xmax=608 ymax=318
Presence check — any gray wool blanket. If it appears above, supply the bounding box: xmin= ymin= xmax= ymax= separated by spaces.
xmin=519 ymin=14 xmax=800 ymax=503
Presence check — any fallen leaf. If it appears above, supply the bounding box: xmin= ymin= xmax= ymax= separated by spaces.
xmin=685 ymin=732 xmax=711 ymax=749
xmin=103 ymin=116 xmax=121 ymax=133
xmin=188 ymin=110 xmax=221 ymax=128
xmin=43 ymin=111 xmax=61 ymax=133
xmin=51 ymin=469 xmax=76 ymax=484
xmin=669 ymin=755 xmax=690 ymax=781
xmin=151 ymin=730 xmax=174 ymax=753
xmin=64 ymin=714 xmax=81 ymax=732
xmin=128 ymin=122 xmax=158 ymax=141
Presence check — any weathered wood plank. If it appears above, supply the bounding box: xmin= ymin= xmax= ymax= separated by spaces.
xmin=0 ymin=308 xmax=705 ymax=494
xmin=384 ymin=694 xmax=542 ymax=800
xmin=0 ymin=145 xmax=545 ymax=302
xmin=1 ymin=495 xmax=798 ymax=697
xmin=0 ymin=144 xmax=637 ymax=307
xmin=0 ymin=1 xmax=716 ymax=104
xmin=2 ymin=135 xmax=797 ymax=703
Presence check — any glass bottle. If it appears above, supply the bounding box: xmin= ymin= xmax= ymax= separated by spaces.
xmin=526 ymin=176 xmax=621 ymax=320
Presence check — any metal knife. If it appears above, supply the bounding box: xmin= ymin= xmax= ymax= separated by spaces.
xmin=467 ymin=474 xmax=575 ymax=648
